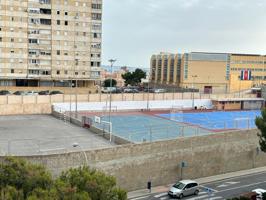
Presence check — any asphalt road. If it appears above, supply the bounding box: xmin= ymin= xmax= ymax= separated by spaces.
xmin=129 ymin=171 xmax=266 ymax=200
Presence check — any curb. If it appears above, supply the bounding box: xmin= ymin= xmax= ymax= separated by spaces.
xmin=127 ymin=166 xmax=266 ymax=199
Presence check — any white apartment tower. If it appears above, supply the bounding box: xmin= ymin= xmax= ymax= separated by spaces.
xmin=0 ymin=0 xmax=102 ymax=87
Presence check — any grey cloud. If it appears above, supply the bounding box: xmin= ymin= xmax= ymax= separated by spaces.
xmin=102 ymin=0 xmax=266 ymax=68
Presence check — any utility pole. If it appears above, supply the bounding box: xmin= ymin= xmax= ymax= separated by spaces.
xmin=108 ymin=59 xmax=116 ymax=134
xmin=192 ymin=75 xmax=197 ymax=109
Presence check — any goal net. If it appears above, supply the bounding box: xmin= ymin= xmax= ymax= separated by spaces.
xmin=102 ymin=106 xmax=118 ymax=116
xmin=170 ymin=105 xmax=184 ymax=122
xmin=233 ymin=117 xmax=251 ymax=129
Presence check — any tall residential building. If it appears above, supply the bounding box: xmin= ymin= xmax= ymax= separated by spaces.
xmin=151 ymin=52 xmax=266 ymax=93
xmin=0 ymin=0 xmax=102 ymax=87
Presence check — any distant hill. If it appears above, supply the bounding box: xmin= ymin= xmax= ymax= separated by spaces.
xmin=101 ymin=65 xmax=149 ymax=73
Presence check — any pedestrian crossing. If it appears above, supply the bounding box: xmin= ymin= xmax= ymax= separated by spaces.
xmin=153 ymin=191 xmax=225 ymax=200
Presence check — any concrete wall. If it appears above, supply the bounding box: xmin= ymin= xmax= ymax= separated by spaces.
xmin=9 ymin=129 xmax=266 ymax=191
xmin=0 ymin=92 xmax=256 ymax=115
xmin=53 ymin=99 xmax=213 ymax=112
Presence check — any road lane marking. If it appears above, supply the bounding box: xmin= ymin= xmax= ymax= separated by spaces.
xmin=200 ymin=185 xmax=219 ymax=192
xmin=226 ymin=181 xmax=240 ymax=185
xmin=186 ymin=194 xmax=212 ymax=200
xmin=154 ymin=192 xmax=167 ymax=198
xmin=201 ymin=171 xmax=266 ymax=185
xmin=199 ymin=191 xmax=207 ymax=195
xmin=217 ymin=184 xmax=228 ymax=188
xmin=160 ymin=197 xmax=168 ymax=200
xmin=209 ymin=197 xmax=223 ymax=200
xmin=215 ymin=180 xmax=266 ymax=194
xmin=129 ymin=195 xmax=151 ymax=200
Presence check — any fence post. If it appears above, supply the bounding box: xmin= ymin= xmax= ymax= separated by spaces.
xmin=8 ymin=140 xmax=11 ymax=155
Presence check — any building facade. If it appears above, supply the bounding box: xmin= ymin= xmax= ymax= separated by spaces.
xmin=151 ymin=52 xmax=266 ymax=93
xmin=0 ymin=0 xmax=102 ymax=87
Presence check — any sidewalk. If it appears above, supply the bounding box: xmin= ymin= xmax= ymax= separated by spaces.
xmin=127 ymin=166 xmax=266 ymax=199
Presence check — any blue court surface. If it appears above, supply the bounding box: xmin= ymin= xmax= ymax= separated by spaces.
xmin=158 ymin=110 xmax=261 ymax=130
xmin=92 ymin=115 xmax=211 ymax=143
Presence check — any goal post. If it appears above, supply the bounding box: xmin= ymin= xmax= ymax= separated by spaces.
xmin=233 ymin=117 xmax=250 ymax=129
xmin=170 ymin=105 xmax=184 ymax=122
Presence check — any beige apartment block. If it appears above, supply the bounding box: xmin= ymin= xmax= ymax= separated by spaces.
xmin=0 ymin=0 xmax=102 ymax=87
xmin=151 ymin=52 xmax=266 ymax=93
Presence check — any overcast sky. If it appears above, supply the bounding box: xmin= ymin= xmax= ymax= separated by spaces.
xmin=102 ymin=0 xmax=266 ymax=68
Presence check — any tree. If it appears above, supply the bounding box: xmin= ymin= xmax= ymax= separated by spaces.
xmin=104 ymin=79 xmax=117 ymax=87
xmin=0 ymin=157 xmax=127 ymax=200
xmin=255 ymin=109 xmax=266 ymax=152
xmin=122 ymin=68 xmax=146 ymax=86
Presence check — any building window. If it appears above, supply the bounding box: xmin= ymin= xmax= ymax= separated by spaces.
xmin=57 ymin=11 xmax=60 ymax=14
xmin=65 ymin=12 xmax=68 ymax=15
xmin=11 ymin=38 xmax=14 ymax=42
xmin=64 ymin=70 xmax=68 ymax=75
xmin=92 ymin=13 xmax=101 ymax=20
xmin=75 ymin=72 xmax=78 ymax=75
xmin=65 ymin=21 xmax=68 ymax=26
xmin=57 ymin=20 xmax=60 ymax=25
xmin=92 ymin=3 xmax=102 ymax=9
xmin=56 ymin=70 xmax=60 ymax=75
xmin=11 ymin=69 xmax=14 ymax=73
xmin=0 ymin=37 xmax=2 ymax=42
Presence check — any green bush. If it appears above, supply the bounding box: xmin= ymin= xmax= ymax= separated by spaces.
xmin=0 ymin=157 xmax=127 ymax=200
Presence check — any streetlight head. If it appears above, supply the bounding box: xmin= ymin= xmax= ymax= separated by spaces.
xmin=72 ymin=142 xmax=79 ymax=148
xmin=108 ymin=59 xmax=117 ymax=64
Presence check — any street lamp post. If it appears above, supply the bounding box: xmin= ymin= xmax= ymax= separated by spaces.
xmin=108 ymin=59 xmax=116 ymax=134
xmin=192 ymin=75 xmax=197 ymax=109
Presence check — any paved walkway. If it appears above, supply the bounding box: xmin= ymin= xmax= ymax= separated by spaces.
xmin=127 ymin=166 xmax=266 ymax=199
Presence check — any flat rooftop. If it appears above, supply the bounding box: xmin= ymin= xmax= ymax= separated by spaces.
xmin=0 ymin=115 xmax=114 ymax=156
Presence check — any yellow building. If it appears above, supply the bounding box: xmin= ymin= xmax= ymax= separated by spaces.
xmin=150 ymin=52 xmax=266 ymax=93
xmin=0 ymin=0 xmax=102 ymax=87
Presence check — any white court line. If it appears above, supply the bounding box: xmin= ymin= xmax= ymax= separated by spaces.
xmin=154 ymin=192 xmax=167 ymax=198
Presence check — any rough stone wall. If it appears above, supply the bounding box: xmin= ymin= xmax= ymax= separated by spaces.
xmin=5 ymin=129 xmax=265 ymax=191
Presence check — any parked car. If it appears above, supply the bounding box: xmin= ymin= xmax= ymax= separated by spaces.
xmin=26 ymin=91 xmax=39 ymax=95
xmin=168 ymin=180 xmax=199 ymax=199
xmin=13 ymin=91 xmax=27 ymax=95
xmin=38 ymin=90 xmax=49 ymax=95
xmin=123 ymin=88 xmax=139 ymax=93
xmin=154 ymin=88 xmax=166 ymax=93
xmin=252 ymin=188 xmax=266 ymax=199
xmin=0 ymin=90 xmax=11 ymax=95
xmin=49 ymin=91 xmax=63 ymax=95
xmin=101 ymin=87 xmax=116 ymax=93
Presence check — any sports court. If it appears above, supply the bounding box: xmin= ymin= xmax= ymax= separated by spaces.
xmin=87 ymin=109 xmax=261 ymax=143
xmin=158 ymin=110 xmax=261 ymax=130
xmin=91 ymin=113 xmax=212 ymax=143
xmin=0 ymin=115 xmax=113 ymax=156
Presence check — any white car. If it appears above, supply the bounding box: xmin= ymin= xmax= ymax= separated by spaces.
xmin=168 ymin=180 xmax=199 ymax=199
xmin=252 ymin=188 xmax=266 ymax=199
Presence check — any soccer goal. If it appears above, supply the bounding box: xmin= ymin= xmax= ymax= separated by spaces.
xmin=170 ymin=105 xmax=184 ymax=122
xmin=233 ymin=117 xmax=251 ymax=129
xmin=102 ymin=106 xmax=118 ymax=116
